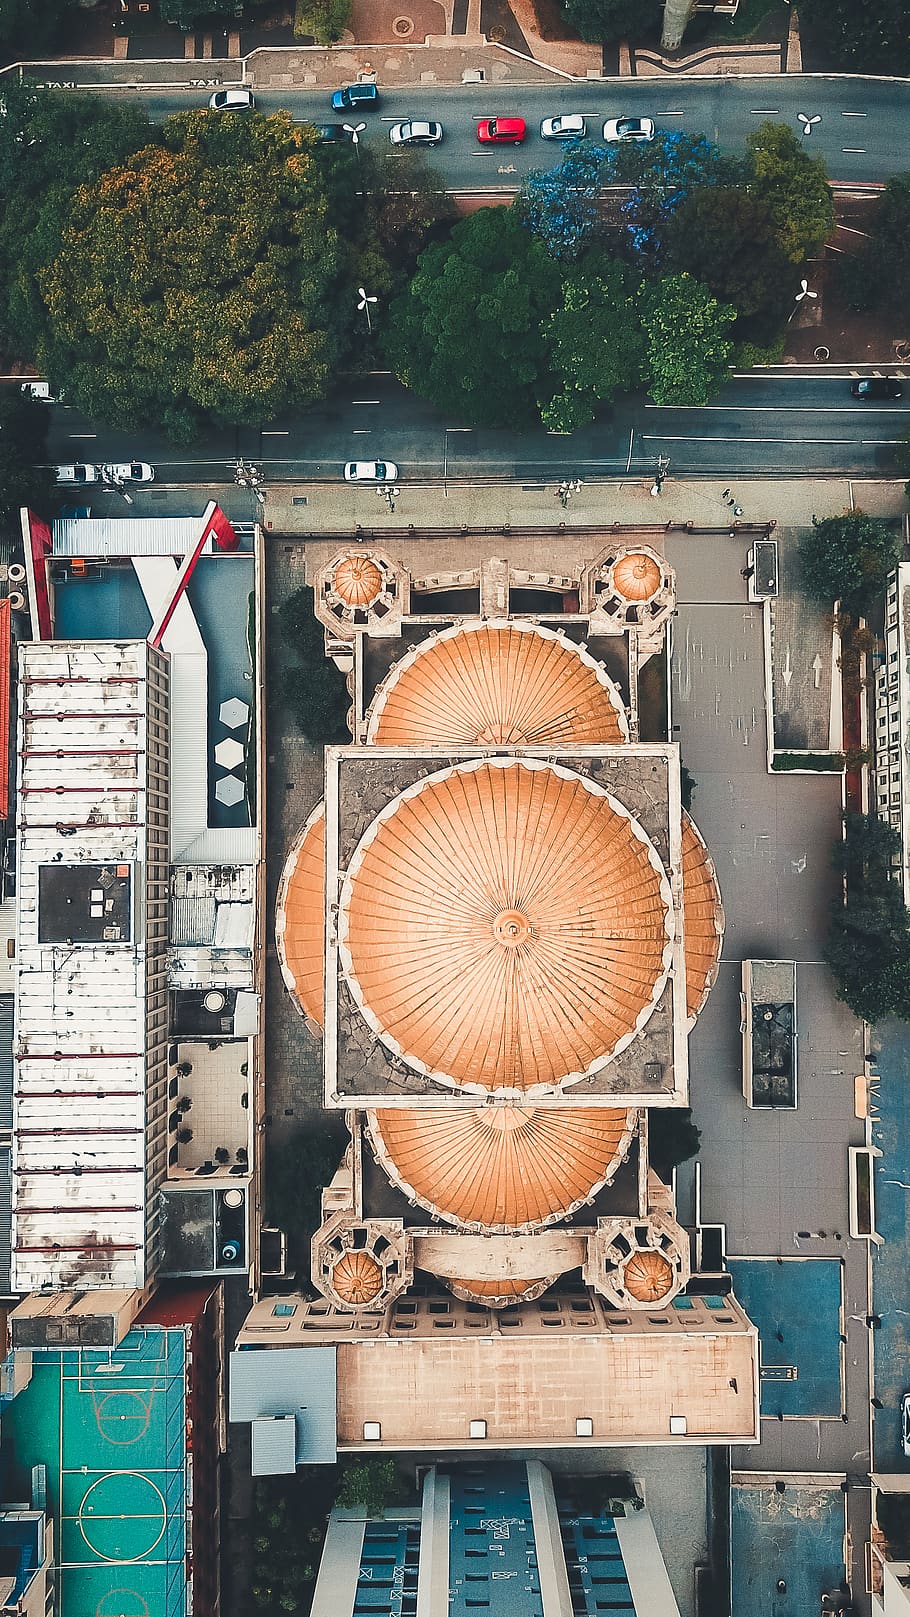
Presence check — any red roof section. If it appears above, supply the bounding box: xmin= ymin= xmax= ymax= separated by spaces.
xmin=138 ymin=1281 xmax=219 ymax=1329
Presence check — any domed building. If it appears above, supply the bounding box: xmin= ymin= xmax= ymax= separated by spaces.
xmin=239 ymin=539 xmax=756 ymax=1459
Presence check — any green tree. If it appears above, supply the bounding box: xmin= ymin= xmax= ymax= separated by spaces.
xmin=160 ymin=0 xmax=245 ymax=25
xmin=798 ymin=512 xmax=901 ymax=613
xmin=266 ymin=1120 xmax=348 ymax=1271
xmin=38 ymin=110 xmax=349 ymax=440
xmin=0 ymin=86 xmax=152 ymax=363
xmin=0 ymin=392 xmax=55 ymax=524
xmin=640 ymin=273 xmax=735 ymax=406
xmin=746 ymin=122 xmax=834 ymax=265
xmin=386 ymin=207 xmax=562 ymax=427
xmin=560 ymin=0 xmax=660 ymax=43
xmin=0 ymin=0 xmax=74 ymax=53
xmin=336 ymin=1460 xmax=407 ymax=1513
xmin=541 ymin=255 xmax=644 ymax=430
xmin=664 ymin=186 xmax=798 ymax=339
xmin=825 ymin=814 xmax=910 ymax=1025
xmin=799 ymin=0 xmax=910 ymax=77
xmin=294 ymin=0 xmax=351 ymax=41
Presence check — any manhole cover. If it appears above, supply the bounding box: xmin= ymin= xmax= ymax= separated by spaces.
xmin=392 ymin=15 xmax=414 ymax=36
xmin=814 ymin=346 xmax=830 ymax=361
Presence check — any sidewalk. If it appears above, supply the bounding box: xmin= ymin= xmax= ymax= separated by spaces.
xmin=258 ymin=474 xmax=909 ymax=538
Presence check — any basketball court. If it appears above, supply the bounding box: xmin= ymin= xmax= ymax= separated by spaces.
xmin=2 ymin=1327 xmax=188 ymax=1617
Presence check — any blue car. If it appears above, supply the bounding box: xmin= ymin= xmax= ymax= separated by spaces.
xmin=331 ymin=82 xmax=379 ymax=112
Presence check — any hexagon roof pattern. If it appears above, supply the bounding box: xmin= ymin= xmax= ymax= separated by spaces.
xmin=680 ymin=812 xmax=724 ymax=1024
xmin=340 ymin=758 xmax=673 ymax=1094
xmin=333 ymin=555 xmax=384 ymax=607
xmin=366 ymin=620 xmax=629 ymax=748
xmin=623 ymin=1249 xmax=674 ymax=1303
xmin=613 ymin=551 xmax=662 ymax=603
xmin=368 ymin=1103 xmax=634 ymax=1231
xmin=331 ymin=1249 xmax=383 ymax=1305
xmin=276 ymin=802 xmax=325 ymax=1027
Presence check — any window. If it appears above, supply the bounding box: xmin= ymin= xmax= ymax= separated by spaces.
xmin=271 ymin=1303 xmax=296 ymax=1318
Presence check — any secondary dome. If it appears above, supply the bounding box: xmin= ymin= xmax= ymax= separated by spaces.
xmin=368 ymin=1103 xmax=634 ymax=1231
xmin=333 ymin=555 xmax=384 ymax=608
xmin=613 ymin=551 xmax=662 ymax=603
xmin=276 ymin=802 xmax=325 ymax=1028
xmin=444 ymin=1276 xmax=557 ymax=1307
xmin=623 ymin=1249 xmax=674 ymax=1303
xmin=340 ymin=758 xmax=673 ymax=1093
xmin=330 ymin=1249 xmax=384 ymax=1305
xmin=681 ymin=812 xmax=724 ymax=1024
xmin=366 ymin=620 xmax=628 ymax=747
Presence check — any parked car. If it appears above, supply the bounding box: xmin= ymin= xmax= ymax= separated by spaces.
xmin=344 ymin=460 xmax=399 ymax=482
xmin=389 ymin=120 xmax=443 ymax=146
xmin=851 ymin=377 xmax=903 ymax=400
xmin=603 ymin=116 xmax=655 ymax=142
xmin=540 ymin=114 xmax=586 ymax=140
xmin=313 ymin=123 xmax=351 ymax=142
xmin=102 ymin=462 xmax=155 ymax=484
xmin=331 ymin=83 xmax=379 ymax=112
xmin=54 ymin=463 xmax=100 ymax=485
xmin=20 ymin=380 xmax=63 ymax=403
xmin=902 ymin=1391 xmax=910 ymax=1456
xmin=477 ymin=117 xmax=526 ymax=144
xmin=209 ymin=88 xmax=256 ymax=112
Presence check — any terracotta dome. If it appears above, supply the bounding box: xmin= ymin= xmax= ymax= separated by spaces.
xmin=445 ymin=1276 xmax=556 ymax=1306
xmin=366 ymin=621 xmax=628 ymax=747
xmin=276 ymin=803 xmax=325 ymax=1027
xmin=331 ymin=1249 xmax=384 ymax=1305
xmin=367 ymin=1103 xmax=634 ymax=1231
xmin=332 ymin=555 xmax=384 ymax=608
xmin=623 ymin=1249 xmax=675 ymax=1303
xmin=340 ymin=759 xmax=673 ymax=1093
xmin=681 ymin=812 xmax=724 ymax=1023
xmin=612 ymin=551 xmax=662 ymax=603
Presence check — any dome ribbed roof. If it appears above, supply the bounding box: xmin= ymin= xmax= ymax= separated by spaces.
xmin=681 ymin=812 xmax=723 ymax=1023
xmin=623 ymin=1249 xmax=674 ymax=1303
xmin=331 ymin=1250 xmax=383 ymax=1304
xmin=341 ymin=759 xmax=672 ymax=1093
xmin=446 ymin=1276 xmax=556 ymax=1306
xmin=276 ymin=803 xmax=325 ymax=1027
xmin=332 ymin=555 xmax=384 ymax=607
xmin=367 ymin=621 xmax=628 ymax=748
xmin=368 ymin=1103 xmax=633 ymax=1231
xmin=613 ymin=551 xmax=662 ymax=603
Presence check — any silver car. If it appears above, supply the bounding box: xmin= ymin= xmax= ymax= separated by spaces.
xmin=389 ymin=120 xmax=443 ymax=146
xmin=54 ymin=463 xmax=100 ymax=485
xmin=540 ymin=115 xmax=586 ymax=140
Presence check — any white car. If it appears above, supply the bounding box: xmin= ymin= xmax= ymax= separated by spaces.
xmin=102 ymin=462 xmax=155 ymax=484
xmin=21 ymin=380 xmax=63 ymax=403
xmin=389 ymin=120 xmax=443 ymax=146
xmin=603 ymin=116 xmax=655 ymax=143
xmin=344 ymin=460 xmax=399 ymax=482
xmin=902 ymin=1392 xmax=910 ymax=1458
xmin=54 ymin=463 xmax=100 ymax=485
xmin=540 ymin=115 xmax=586 ymax=140
xmin=209 ymin=88 xmax=256 ymax=112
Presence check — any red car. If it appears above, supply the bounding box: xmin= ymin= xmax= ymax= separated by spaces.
xmin=477 ymin=116 xmax=526 ymax=144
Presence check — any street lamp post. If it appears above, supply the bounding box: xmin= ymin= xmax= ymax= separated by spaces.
xmin=232 ymin=457 xmax=266 ymax=509
xmin=554 ymin=478 xmax=582 ymax=509
xmin=343 ymin=121 xmax=366 ymax=162
xmin=649 ymin=454 xmax=670 ymax=496
xmin=357 ymin=287 xmax=378 ymax=334
xmin=376 ymin=482 xmax=399 ymax=514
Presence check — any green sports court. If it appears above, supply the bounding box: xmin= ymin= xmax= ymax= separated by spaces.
xmin=2 ymin=1326 xmax=188 ymax=1617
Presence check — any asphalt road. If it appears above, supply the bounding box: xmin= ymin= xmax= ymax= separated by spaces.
xmin=40 ymin=370 xmax=910 ymax=485
xmin=94 ymin=74 xmax=910 ymax=193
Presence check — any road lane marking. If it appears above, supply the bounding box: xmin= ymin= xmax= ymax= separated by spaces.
xmin=750 ymin=108 xmax=779 ymax=115
xmin=843 ymin=147 xmax=867 ymax=154
xmin=640 ymin=433 xmax=904 ymax=445
xmin=261 ymin=429 xmax=289 ymax=435
xmin=644 ymin=404 xmax=909 ymax=413
xmin=656 ymin=110 xmax=685 ymax=116
xmin=841 ymin=110 xmax=867 ymax=116
xmin=68 ymin=432 xmax=97 ymax=438
xmin=351 ymin=399 xmax=380 ymax=405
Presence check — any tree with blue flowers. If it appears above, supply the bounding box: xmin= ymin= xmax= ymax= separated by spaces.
xmin=605 ymin=130 xmax=744 ymax=268
xmin=517 ymin=144 xmax=611 ymax=261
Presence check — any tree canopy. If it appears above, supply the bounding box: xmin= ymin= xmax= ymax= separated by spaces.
xmin=0 ymin=0 xmax=74 ymax=53
xmin=825 ymin=814 xmax=910 ymax=1024
xmin=664 ymin=185 xmax=798 ymax=339
xmin=608 ymin=130 xmax=743 ymax=267
xmin=746 ymin=122 xmax=834 ymax=264
xmin=38 ymin=110 xmax=350 ymax=440
xmin=386 ymin=206 xmax=563 ymax=427
xmin=798 ymin=512 xmax=902 ymax=613
xmin=799 ymin=0 xmax=910 ymax=77
xmin=518 ymin=145 xmax=607 ymax=262
xmin=558 ymin=0 xmax=659 ymax=42
xmin=0 ymin=85 xmax=152 ymax=363
xmin=541 ymin=255 xmax=644 ymax=431
xmin=640 ymin=273 xmax=735 ymax=406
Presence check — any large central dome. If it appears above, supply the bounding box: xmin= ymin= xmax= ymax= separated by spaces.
xmin=339 ymin=757 xmax=673 ymax=1094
